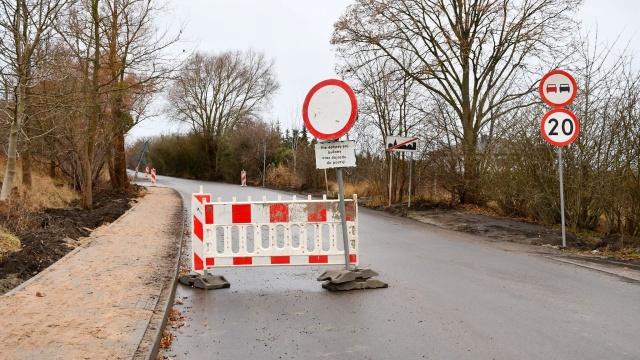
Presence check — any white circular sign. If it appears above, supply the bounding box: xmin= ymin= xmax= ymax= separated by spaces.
xmin=539 ymin=70 xmax=577 ymax=107
xmin=540 ymin=108 xmax=580 ymax=146
xmin=302 ymin=79 xmax=357 ymax=140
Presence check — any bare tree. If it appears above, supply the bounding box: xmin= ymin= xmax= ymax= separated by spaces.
xmin=0 ymin=0 xmax=71 ymax=201
xmin=33 ymin=0 xmax=181 ymax=209
xmin=332 ymin=0 xmax=583 ymax=204
xmin=167 ymin=50 xmax=279 ymax=179
xmin=338 ymin=48 xmax=425 ymax=203
xmin=101 ymin=0 xmax=182 ymax=190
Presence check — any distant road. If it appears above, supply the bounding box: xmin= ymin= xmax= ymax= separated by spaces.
xmin=154 ymin=174 xmax=640 ymax=360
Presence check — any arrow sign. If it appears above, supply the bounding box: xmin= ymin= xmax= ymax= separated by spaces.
xmin=386 ymin=136 xmax=419 ymax=152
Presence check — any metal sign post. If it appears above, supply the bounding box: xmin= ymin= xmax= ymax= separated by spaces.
xmin=303 ymin=79 xmax=358 ymax=271
xmin=408 ymin=153 xmax=413 ymax=208
xmin=539 ymin=70 xmax=579 ymax=248
xmin=303 ymin=78 xmax=387 ymax=290
xmin=385 ymin=136 xmax=419 ymax=207
xmin=388 ymin=153 xmax=393 ymax=207
xmin=336 ymin=168 xmax=351 ymax=270
xmin=557 ymin=148 xmax=567 ymax=247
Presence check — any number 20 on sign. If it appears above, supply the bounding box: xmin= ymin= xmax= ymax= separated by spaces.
xmin=540 ymin=108 xmax=579 ymax=147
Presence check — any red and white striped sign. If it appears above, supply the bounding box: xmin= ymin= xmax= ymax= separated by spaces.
xmin=150 ymin=168 xmax=156 ymax=185
xmin=145 ymin=166 xmax=149 ymax=178
xmin=190 ymin=191 xmax=359 ymax=271
xmin=241 ymin=170 xmax=247 ymax=187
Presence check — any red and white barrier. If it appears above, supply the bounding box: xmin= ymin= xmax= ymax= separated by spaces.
xmin=190 ymin=189 xmax=358 ymax=272
xmin=145 ymin=166 xmax=149 ymax=178
xmin=151 ymin=168 xmax=156 ymax=185
xmin=191 ymin=188 xmax=212 ymax=273
xmin=241 ymin=170 xmax=247 ymax=187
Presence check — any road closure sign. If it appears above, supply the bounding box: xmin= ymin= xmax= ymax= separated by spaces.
xmin=386 ymin=136 xmax=419 ymax=152
xmin=302 ymin=79 xmax=357 ymax=140
xmin=540 ymin=108 xmax=580 ymax=147
xmin=539 ymin=70 xmax=577 ymax=108
xmin=315 ymin=141 xmax=356 ymax=169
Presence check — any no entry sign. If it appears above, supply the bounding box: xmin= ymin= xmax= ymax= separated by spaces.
xmin=302 ymin=79 xmax=357 ymax=140
xmin=540 ymin=108 xmax=580 ymax=147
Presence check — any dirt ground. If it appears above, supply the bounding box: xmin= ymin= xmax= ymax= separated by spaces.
xmin=371 ymin=199 xmax=640 ymax=264
xmin=0 ymin=185 xmax=145 ymax=295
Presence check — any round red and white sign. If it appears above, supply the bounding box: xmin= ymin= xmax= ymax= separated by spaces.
xmin=539 ymin=70 xmax=577 ymax=108
xmin=540 ymin=108 xmax=580 ymax=147
xmin=302 ymin=79 xmax=357 ymax=140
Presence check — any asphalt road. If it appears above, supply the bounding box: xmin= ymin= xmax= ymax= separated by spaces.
xmin=157 ymin=175 xmax=640 ymax=360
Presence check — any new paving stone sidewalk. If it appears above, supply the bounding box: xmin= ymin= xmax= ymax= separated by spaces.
xmin=0 ymin=187 xmax=183 ymax=360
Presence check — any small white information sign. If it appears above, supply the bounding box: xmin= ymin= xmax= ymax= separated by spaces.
xmin=314 ymin=140 xmax=356 ymax=169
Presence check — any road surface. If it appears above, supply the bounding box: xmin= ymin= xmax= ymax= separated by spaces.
xmin=156 ymin=175 xmax=640 ymax=359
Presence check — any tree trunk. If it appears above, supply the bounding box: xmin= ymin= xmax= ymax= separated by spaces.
xmin=0 ymin=114 xmax=21 ymax=200
xmin=82 ymin=0 xmax=102 ymax=210
xmin=49 ymin=159 xmax=56 ymax=178
xmin=113 ymin=130 xmax=127 ymax=188
xmin=461 ymin=128 xmax=480 ymax=204
xmin=0 ymin=81 xmax=27 ymax=200
xmin=21 ymin=140 xmax=32 ymax=188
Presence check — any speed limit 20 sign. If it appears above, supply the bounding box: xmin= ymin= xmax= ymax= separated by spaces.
xmin=540 ymin=108 xmax=579 ymax=147
xmin=539 ymin=70 xmax=579 ymax=146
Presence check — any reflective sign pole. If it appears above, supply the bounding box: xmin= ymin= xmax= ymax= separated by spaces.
xmin=558 ymin=147 xmax=567 ymax=247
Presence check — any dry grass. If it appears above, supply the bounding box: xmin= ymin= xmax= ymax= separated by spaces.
xmin=0 ymin=230 xmax=20 ymax=260
xmin=327 ymin=180 xmax=373 ymax=199
xmin=0 ymin=161 xmax=78 ymax=211
xmin=0 ymin=160 xmax=80 ymax=234
xmin=266 ymin=164 xmax=304 ymax=190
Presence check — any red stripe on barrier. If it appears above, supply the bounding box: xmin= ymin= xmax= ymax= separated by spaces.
xmin=270 ymin=203 xmax=289 ymax=222
xmin=271 ymin=256 xmax=290 ymax=264
xmin=233 ymin=257 xmax=253 ymax=265
xmin=232 ymin=204 xmax=252 ymax=223
xmin=309 ymin=255 xmax=328 ymax=263
xmin=194 ymin=194 xmax=211 ymax=204
xmin=193 ymin=216 xmax=204 ymax=242
xmin=194 ymin=253 xmax=204 ymax=271
xmin=308 ymin=204 xmax=327 ymax=222
xmin=350 ymin=254 xmax=357 ymax=263
xmin=205 ymin=204 xmax=214 ymax=224
xmin=206 ymin=258 xmax=215 ymax=267
xmin=345 ymin=202 xmax=356 ymax=221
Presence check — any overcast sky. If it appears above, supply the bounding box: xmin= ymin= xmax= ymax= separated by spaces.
xmin=127 ymin=0 xmax=640 ymax=141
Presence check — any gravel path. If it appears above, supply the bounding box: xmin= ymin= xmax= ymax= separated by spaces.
xmin=0 ymin=187 xmax=183 ymax=360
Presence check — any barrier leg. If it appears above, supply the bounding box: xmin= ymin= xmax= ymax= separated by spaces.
xmin=178 ymin=271 xmax=230 ymax=290
xmin=317 ymin=268 xmax=388 ymax=291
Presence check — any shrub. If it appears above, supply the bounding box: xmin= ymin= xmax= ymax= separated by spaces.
xmin=266 ymin=164 xmax=303 ymax=190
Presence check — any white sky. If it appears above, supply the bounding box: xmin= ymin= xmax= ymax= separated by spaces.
xmin=127 ymin=0 xmax=640 ymax=142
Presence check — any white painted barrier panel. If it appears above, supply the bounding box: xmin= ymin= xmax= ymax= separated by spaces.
xmin=191 ymin=190 xmax=358 ymax=273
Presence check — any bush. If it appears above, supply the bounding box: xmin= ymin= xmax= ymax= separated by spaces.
xmin=266 ymin=164 xmax=303 ymax=190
